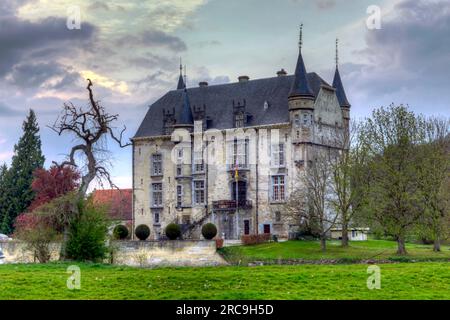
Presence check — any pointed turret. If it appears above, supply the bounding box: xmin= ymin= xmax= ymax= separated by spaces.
xmin=289 ymin=24 xmax=314 ymax=99
xmin=176 ymin=59 xmax=185 ymax=90
xmin=174 ymin=88 xmax=194 ymax=128
xmin=332 ymin=39 xmax=350 ymax=108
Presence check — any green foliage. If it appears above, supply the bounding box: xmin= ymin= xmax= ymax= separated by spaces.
xmin=65 ymin=200 xmax=109 ymax=262
xmin=113 ymin=225 xmax=129 ymax=240
xmin=358 ymin=105 xmax=428 ymax=254
xmin=0 ymin=110 xmax=45 ymax=234
xmin=165 ymin=223 xmax=181 ymax=240
xmin=201 ymin=223 xmax=217 ymax=240
xmin=135 ymin=224 xmax=150 ymax=241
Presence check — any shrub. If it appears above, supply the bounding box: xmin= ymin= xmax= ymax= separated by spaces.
xmin=165 ymin=223 xmax=181 ymax=240
xmin=241 ymin=234 xmax=271 ymax=245
xmin=135 ymin=224 xmax=150 ymax=241
xmin=14 ymin=212 xmax=58 ymax=263
xmin=113 ymin=225 xmax=129 ymax=240
xmin=65 ymin=200 xmax=109 ymax=262
xmin=201 ymin=223 xmax=217 ymax=240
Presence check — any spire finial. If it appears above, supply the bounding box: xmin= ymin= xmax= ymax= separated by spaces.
xmin=179 ymin=57 xmax=183 ymax=75
xmin=299 ymin=23 xmax=303 ymax=50
xmin=335 ymin=38 xmax=339 ymax=69
xmin=183 ymin=64 xmax=187 ymax=88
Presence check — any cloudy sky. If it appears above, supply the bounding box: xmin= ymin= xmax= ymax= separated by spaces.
xmin=0 ymin=0 xmax=449 ymax=188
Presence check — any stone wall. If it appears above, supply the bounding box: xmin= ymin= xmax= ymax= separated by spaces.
xmin=112 ymin=240 xmax=227 ymax=267
xmin=0 ymin=240 xmax=227 ymax=267
xmin=0 ymin=241 xmax=61 ymax=263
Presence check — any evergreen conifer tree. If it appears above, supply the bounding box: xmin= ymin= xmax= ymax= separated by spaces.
xmin=0 ymin=110 xmax=45 ymax=234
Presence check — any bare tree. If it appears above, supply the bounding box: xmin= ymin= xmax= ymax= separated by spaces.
xmin=286 ymin=149 xmax=339 ymax=252
xmin=328 ymin=120 xmax=369 ymax=247
xmin=50 ymin=80 xmax=131 ymax=197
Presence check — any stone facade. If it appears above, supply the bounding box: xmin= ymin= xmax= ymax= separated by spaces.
xmin=132 ymin=39 xmax=350 ymax=240
xmin=132 ymin=89 xmax=347 ymax=241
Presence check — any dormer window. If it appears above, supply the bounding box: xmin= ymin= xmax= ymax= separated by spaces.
xmin=235 ymin=112 xmax=245 ymax=128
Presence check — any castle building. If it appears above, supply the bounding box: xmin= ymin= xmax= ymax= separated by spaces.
xmin=132 ymin=30 xmax=350 ymax=240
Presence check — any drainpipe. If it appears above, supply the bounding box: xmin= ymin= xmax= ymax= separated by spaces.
xmin=131 ymin=142 xmax=135 ymax=240
xmin=255 ymin=130 xmax=259 ymax=235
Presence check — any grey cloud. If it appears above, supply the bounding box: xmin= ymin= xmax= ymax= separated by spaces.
xmin=346 ymin=0 xmax=450 ymax=113
xmin=6 ymin=62 xmax=82 ymax=89
xmin=0 ymin=16 xmax=97 ymax=78
xmin=116 ymin=30 xmax=187 ymax=52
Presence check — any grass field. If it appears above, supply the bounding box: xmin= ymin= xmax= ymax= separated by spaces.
xmin=219 ymin=240 xmax=450 ymax=264
xmin=0 ymin=262 xmax=449 ymax=300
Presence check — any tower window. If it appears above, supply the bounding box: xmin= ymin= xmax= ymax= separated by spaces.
xmin=271 ymin=143 xmax=285 ymax=167
xmin=294 ymin=114 xmax=301 ymax=128
xmin=193 ymin=180 xmax=205 ymax=205
xmin=193 ymin=150 xmax=204 ymax=173
xmin=275 ymin=211 xmax=281 ymax=222
xmin=176 ymin=185 xmax=183 ymax=207
xmin=271 ymin=175 xmax=285 ymax=202
xmin=151 ymin=183 xmax=163 ymax=207
xmin=151 ymin=154 xmax=163 ymax=176
xmin=303 ymin=114 xmax=310 ymax=125
xmin=154 ymin=211 xmax=160 ymax=224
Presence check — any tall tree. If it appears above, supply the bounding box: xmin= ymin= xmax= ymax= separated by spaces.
xmin=0 ymin=110 xmax=45 ymax=234
xmin=416 ymin=118 xmax=450 ymax=251
xmin=328 ymin=121 xmax=369 ymax=247
xmin=360 ymin=105 xmax=425 ymax=254
xmin=0 ymin=164 xmax=9 ymax=230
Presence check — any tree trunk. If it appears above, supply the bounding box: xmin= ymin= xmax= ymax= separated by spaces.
xmin=396 ymin=236 xmax=407 ymax=255
xmin=320 ymin=236 xmax=327 ymax=252
xmin=433 ymin=238 xmax=441 ymax=252
xmin=341 ymin=223 xmax=349 ymax=247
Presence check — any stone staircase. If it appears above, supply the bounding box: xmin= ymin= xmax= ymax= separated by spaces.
xmin=180 ymin=208 xmax=212 ymax=239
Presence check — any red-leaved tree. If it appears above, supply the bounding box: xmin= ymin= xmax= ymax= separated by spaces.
xmin=28 ymin=165 xmax=80 ymax=212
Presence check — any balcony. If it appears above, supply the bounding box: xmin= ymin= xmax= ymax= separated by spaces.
xmin=212 ymin=200 xmax=253 ymax=211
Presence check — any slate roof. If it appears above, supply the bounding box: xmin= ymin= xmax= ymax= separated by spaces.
xmin=332 ymin=67 xmax=351 ymax=108
xmin=175 ymin=88 xmax=194 ymax=126
xmin=289 ymin=50 xmax=315 ymax=98
xmin=134 ymin=73 xmax=332 ymax=138
xmin=176 ymin=74 xmax=185 ymax=90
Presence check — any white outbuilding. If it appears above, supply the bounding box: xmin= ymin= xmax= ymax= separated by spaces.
xmin=330 ymin=228 xmax=370 ymax=241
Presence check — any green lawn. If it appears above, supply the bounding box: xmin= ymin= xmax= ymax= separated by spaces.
xmin=0 ymin=262 xmax=449 ymax=300
xmin=219 ymin=240 xmax=450 ymax=264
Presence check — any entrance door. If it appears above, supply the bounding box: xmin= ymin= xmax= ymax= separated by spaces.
xmin=232 ymin=181 xmax=247 ymax=203
xmin=263 ymin=224 xmax=271 ymax=234
xmin=244 ymin=220 xmax=250 ymax=235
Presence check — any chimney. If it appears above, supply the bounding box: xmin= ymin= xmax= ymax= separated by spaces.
xmin=199 ymin=81 xmax=208 ymax=87
xmin=238 ymin=75 xmax=250 ymax=83
xmin=277 ymin=69 xmax=287 ymax=77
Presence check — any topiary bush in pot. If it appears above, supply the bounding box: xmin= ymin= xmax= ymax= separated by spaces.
xmin=135 ymin=224 xmax=150 ymax=241
xmin=165 ymin=223 xmax=181 ymax=240
xmin=113 ymin=224 xmax=129 ymax=240
xmin=201 ymin=223 xmax=218 ymax=240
